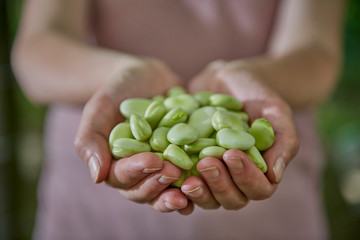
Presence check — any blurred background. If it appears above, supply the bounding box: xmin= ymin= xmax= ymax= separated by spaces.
xmin=1 ymin=0 xmax=360 ymax=239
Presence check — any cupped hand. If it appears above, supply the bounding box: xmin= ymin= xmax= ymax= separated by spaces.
xmin=74 ymin=58 xmax=193 ymax=214
xmin=182 ymin=60 xmax=300 ymax=210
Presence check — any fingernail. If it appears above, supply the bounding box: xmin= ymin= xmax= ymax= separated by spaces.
xmin=165 ymin=201 xmax=181 ymax=210
xmin=183 ymin=186 xmax=203 ymax=198
xmin=273 ymin=157 xmax=286 ymax=183
xmin=199 ymin=166 xmax=219 ymax=179
xmin=158 ymin=175 xmax=179 ymax=184
xmin=224 ymin=156 xmax=244 ymax=173
xmin=88 ymin=155 xmax=100 ymax=183
xmin=143 ymin=168 xmax=162 ymax=173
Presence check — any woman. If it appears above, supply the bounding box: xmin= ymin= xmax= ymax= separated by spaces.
xmin=12 ymin=0 xmax=344 ymax=239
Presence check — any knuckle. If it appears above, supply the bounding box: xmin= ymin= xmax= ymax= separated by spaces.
xmin=73 ymin=135 xmax=87 ymax=158
xmin=251 ymin=190 xmax=274 ymax=200
xmin=223 ymin=200 xmax=248 ymax=210
xmin=200 ymin=202 xmax=221 ymax=210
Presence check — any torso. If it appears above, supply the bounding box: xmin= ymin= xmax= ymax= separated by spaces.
xmin=91 ymin=0 xmax=279 ymax=79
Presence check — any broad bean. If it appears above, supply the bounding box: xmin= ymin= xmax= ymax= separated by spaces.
xmin=109 ymin=86 xmax=275 ymax=186
xmin=163 ymin=144 xmax=194 ymax=170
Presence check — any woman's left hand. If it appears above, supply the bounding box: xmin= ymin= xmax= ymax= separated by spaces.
xmin=181 ymin=60 xmax=300 ymax=210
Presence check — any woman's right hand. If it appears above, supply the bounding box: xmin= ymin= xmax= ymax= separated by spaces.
xmin=74 ymin=58 xmax=193 ymax=214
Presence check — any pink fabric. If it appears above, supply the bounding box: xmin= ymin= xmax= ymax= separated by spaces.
xmin=93 ymin=0 xmax=277 ymax=80
xmin=33 ymin=1 xmax=328 ymax=239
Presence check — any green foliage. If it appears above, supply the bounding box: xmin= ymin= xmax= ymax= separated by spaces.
xmin=317 ymin=0 xmax=360 ymax=238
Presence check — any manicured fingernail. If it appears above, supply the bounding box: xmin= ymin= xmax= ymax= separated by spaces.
xmin=158 ymin=175 xmax=179 ymax=184
xmin=183 ymin=186 xmax=203 ymax=198
xmin=273 ymin=157 xmax=285 ymax=183
xmin=88 ymin=155 xmax=100 ymax=183
xmin=223 ymin=156 xmax=244 ymax=173
xmin=143 ymin=168 xmax=162 ymax=173
xmin=199 ymin=166 xmax=219 ymax=179
xmin=165 ymin=201 xmax=181 ymax=210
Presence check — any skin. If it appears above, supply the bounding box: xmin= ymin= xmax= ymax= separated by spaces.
xmin=12 ymin=0 xmax=344 ymax=214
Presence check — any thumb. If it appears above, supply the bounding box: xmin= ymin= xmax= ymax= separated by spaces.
xmin=74 ymin=93 xmax=121 ymax=183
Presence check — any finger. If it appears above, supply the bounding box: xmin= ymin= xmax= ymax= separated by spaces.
xmin=223 ymin=149 xmax=277 ymax=200
xmin=196 ymin=157 xmax=249 ymax=210
xmin=118 ymin=161 xmax=181 ymax=203
xmin=150 ymin=188 xmax=189 ymax=213
xmin=106 ymin=152 xmax=164 ymax=189
xmin=74 ymin=92 xmax=122 ymax=183
xmin=177 ymin=201 xmax=194 ymax=215
xmin=261 ymin=105 xmax=300 ymax=184
xmin=181 ymin=176 xmax=220 ymax=210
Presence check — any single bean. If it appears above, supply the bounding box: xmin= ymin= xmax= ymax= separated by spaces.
xmin=199 ymin=146 xmax=226 ymax=160
xmin=167 ymin=86 xmax=187 ymax=97
xmin=245 ymin=146 xmax=268 ymax=173
xmin=230 ymin=111 xmax=249 ymax=123
xmin=193 ymin=91 xmax=213 ymax=106
xmin=164 ymin=94 xmax=199 ymax=115
xmin=188 ymin=106 xmax=216 ymax=138
xmin=167 ymin=123 xmax=199 ymax=145
xmin=154 ymin=152 xmax=166 ymax=161
xmin=248 ymin=118 xmax=274 ymax=151
xmin=171 ymin=169 xmax=191 ymax=188
xmin=152 ymin=95 xmax=165 ymax=102
xmin=190 ymin=155 xmax=201 ymax=177
xmin=149 ymin=127 xmax=170 ymax=152
xmin=108 ymin=122 xmax=133 ymax=147
xmin=144 ymin=100 xmax=167 ymax=129
xmin=211 ymin=109 xmax=247 ymax=132
xmin=209 ymin=94 xmax=243 ymax=111
xmin=183 ymin=138 xmax=217 ymax=155
xmin=163 ymin=144 xmax=194 ymax=170
xmin=158 ymin=107 xmax=187 ymax=128
xmin=111 ymin=138 xmax=151 ymax=159
xmin=216 ymin=128 xmax=255 ymax=150
xmin=129 ymin=114 xmax=152 ymax=141
xmin=120 ymin=98 xmax=151 ymax=119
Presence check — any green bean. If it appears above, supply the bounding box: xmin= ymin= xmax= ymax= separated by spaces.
xmin=144 ymin=100 xmax=167 ymax=129
xmin=199 ymin=146 xmax=226 ymax=159
xmin=209 ymin=94 xmax=243 ymax=111
xmin=108 ymin=122 xmax=133 ymax=147
xmin=245 ymin=146 xmax=268 ymax=173
xmin=158 ymin=107 xmax=187 ymax=128
xmin=163 ymin=144 xmax=194 ymax=170
xmin=183 ymin=138 xmax=217 ymax=155
xmin=167 ymin=123 xmax=199 ymax=145
xmin=151 ymin=95 xmax=165 ymax=102
xmin=188 ymin=106 xmax=216 ymax=138
xmin=216 ymin=128 xmax=255 ymax=150
xmin=129 ymin=114 xmax=152 ymax=141
xmin=171 ymin=170 xmax=191 ymax=188
xmin=190 ymin=155 xmax=201 ymax=177
xmin=193 ymin=91 xmax=213 ymax=106
xmin=149 ymin=127 xmax=170 ymax=152
xmin=211 ymin=109 xmax=247 ymax=132
xmin=154 ymin=152 xmax=166 ymax=161
xmin=167 ymin=86 xmax=186 ymax=97
xmin=248 ymin=118 xmax=274 ymax=151
xmin=164 ymin=94 xmax=199 ymax=115
xmin=120 ymin=98 xmax=151 ymax=119
xmin=230 ymin=111 xmax=249 ymax=123
xmin=110 ymin=89 xmax=276 ymax=186
xmin=111 ymin=138 xmax=151 ymax=159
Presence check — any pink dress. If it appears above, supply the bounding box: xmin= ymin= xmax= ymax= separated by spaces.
xmin=33 ymin=1 xmax=328 ymax=239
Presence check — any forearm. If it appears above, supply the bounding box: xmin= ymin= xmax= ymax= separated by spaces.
xmin=232 ymin=0 xmax=345 ymax=109
xmin=237 ymin=44 xmax=341 ymax=109
xmin=12 ymin=30 xmax=141 ymax=104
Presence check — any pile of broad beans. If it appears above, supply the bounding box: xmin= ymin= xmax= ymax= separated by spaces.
xmin=109 ymin=87 xmax=274 ymax=187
